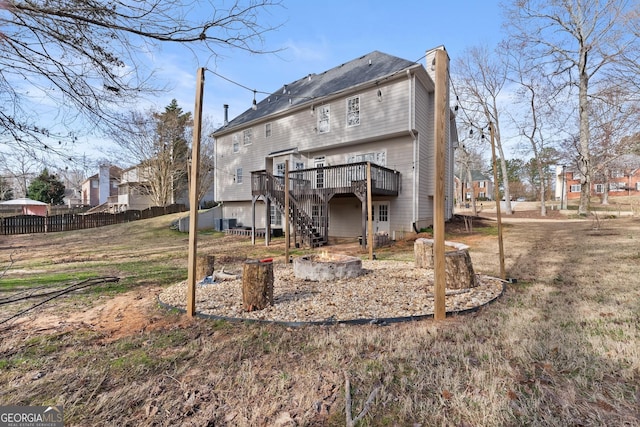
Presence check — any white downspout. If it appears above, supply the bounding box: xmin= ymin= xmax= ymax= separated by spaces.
xmin=407 ymin=69 xmax=417 ymax=227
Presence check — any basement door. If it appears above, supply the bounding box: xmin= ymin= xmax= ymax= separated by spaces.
xmin=371 ymin=202 xmax=390 ymax=235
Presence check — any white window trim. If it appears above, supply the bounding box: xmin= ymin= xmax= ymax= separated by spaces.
xmin=346 ymin=95 xmax=360 ymax=127
xmin=232 ymin=134 xmax=239 ymax=153
xmin=236 ymin=168 xmax=243 ymax=184
xmin=243 ymin=128 xmax=252 ymax=146
xmin=265 ymin=123 xmax=272 ymax=138
xmin=317 ymin=105 xmax=330 ymax=134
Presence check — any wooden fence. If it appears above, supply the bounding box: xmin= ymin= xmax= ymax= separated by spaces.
xmin=0 ymin=204 xmax=186 ymax=235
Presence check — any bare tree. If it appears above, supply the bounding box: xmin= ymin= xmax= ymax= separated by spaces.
xmin=454 ymin=44 xmax=514 ymax=214
xmin=0 ymin=0 xmax=282 ymax=156
xmin=109 ymin=103 xmax=187 ymax=207
xmin=0 ymin=151 xmax=41 ymax=198
xmin=505 ymin=44 xmax=565 ymax=216
xmin=504 ymin=0 xmax=640 ymax=215
xmin=590 ymin=86 xmax=640 ymax=204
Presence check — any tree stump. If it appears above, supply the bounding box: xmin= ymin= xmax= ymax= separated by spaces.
xmin=414 ymin=238 xmax=477 ymax=289
xmin=242 ymin=259 xmax=274 ymax=311
xmin=196 ymin=254 xmax=215 ymax=281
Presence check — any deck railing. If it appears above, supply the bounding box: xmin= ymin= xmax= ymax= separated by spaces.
xmin=252 ymin=162 xmax=399 ymax=197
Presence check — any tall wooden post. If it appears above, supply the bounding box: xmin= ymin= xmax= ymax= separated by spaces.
xmin=186 ymin=67 xmax=205 ymax=317
xmin=284 ymin=160 xmax=290 ymax=262
xmin=366 ymin=162 xmax=374 ymax=260
xmin=433 ymin=48 xmax=448 ymax=320
xmin=490 ymin=123 xmax=506 ymax=279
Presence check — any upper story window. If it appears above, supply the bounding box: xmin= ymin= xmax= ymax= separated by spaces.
xmin=236 ymin=168 xmax=243 ymax=184
xmin=91 ymin=180 xmax=99 ymax=188
xmin=570 ymin=184 xmax=581 ymax=193
xmin=479 ymin=181 xmax=486 ymax=188
xmin=317 ymin=105 xmax=330 ymax=134
xmin=243 ymin=128 xmax=252 ymax=145
xmin=347 ymin=96 xmax=360 ymax=127
xmin=611 ymin=170 xmax=624 ymax=178
xmin=265 ymin=123 xmax=272 ymax=138
xmin=232 ymin=134 xmax=239 ymax=153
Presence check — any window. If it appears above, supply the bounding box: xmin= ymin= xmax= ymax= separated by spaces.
xmin=276 ymin=162 xmax=285 ymax=176
xmin=609 ymin=182 xmax=625 ymax=191
xmin=347 ymin=96 xmax=360 ymax=127
xmin=378 ymin=204 xmax=388 ymax=222
xmin=236 ymin=168 xmax=243 ymax=184
xmin=243 ymin=128 xmax=252 ymax=145
xmin=479 ymin=181 xmax=486 ymax=188
xmin=91 ymin=180 xmax=99 ymax=188
xmin=636 ymin=182 xmax=640 ymax=191
xmin=270 ymin=205 xmax=282 ymax=226
xmin=314 ymin=157 xmax=325 ymax=188
xmin=232 ymin=134 xmax=239 ymax=153
xmin=611 ymin=170 xmax=624 ymax=178
xmin=317 ymin=105 xmax=330 ymax=133
xmin=347 ymin=151 xmax=386 ymax=166
xmin=265 ymin=123 xmax=272 ymax=138
xmin=595 ymin=184 xmax=604 ymax=193
xmin=570 ymin=184 xmax=581 ymax=193
xmin=294 ymin=162 xmax=305 ymax=181
xmin=479 ymin=192 xmax=486 ymax=198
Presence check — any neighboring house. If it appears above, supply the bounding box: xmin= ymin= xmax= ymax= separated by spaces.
xmin=455 ymin=170 xmax=493 ymax=204
xmin=81 ymin=165 xmax=122 ymax=207
xmin=212 ymin=47 xmax=458 ymax=247
xmin=111 ymin=164 xmax=155 ymax=211
xmin=555 ymin=155 xmax=640 ymax=202
xmin=63 ymin=188 xmax=82 ymax=208
xmin=0 ymin=198 xmax=48 ymax=216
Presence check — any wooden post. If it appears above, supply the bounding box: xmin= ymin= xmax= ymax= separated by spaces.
xmin=265 ymin=197 xmax=271 ymax=246
xmin=433 ymin=48 xmax=448 ymax=320
xmin=284 ymin=160 xmax=290 ymax=262
xmin=242 ymin=260 xmax=274 ymax=311
xmin=367 ymin=162 xmax=374 ymax=260
xmin=186 ymin=67 xmax=205 ymax=317
xmin=489 ymin=123 xmax=506 ymax=279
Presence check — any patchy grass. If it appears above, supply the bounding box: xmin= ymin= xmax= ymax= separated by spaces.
xmin=0 ymin=215 xmax=639 ymax=425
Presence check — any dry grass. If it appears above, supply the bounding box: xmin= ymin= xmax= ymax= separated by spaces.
xmin=0 ymin=214 xmax=639 ymax=426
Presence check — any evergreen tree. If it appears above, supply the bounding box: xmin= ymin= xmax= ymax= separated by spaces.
xmin=27 ymin=169 xmax=65 ymax=205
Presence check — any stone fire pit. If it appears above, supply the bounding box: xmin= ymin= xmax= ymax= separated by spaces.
xmin=293 ymin=252 xmax=362 ymax=281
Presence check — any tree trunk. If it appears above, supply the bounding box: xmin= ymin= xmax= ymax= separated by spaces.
xmin=196 ymin=254 xmax=215 ymax=281
xmin=414 ymin=238 xmax=477 ymax=289
xmin=242 ymin=260 xmax=274 ymax=311
xmin=444 ymin=250 xmax=477 ymax=290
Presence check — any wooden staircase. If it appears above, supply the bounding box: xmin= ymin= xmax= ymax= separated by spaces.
xmin=261 ymin=172 xmax=326 ymax=247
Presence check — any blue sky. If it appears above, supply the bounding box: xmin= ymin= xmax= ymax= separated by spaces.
xmin=48 ymin=0 xmax=506 ymax=162
xmin=147 ymin=0 xmax=506 ymax=133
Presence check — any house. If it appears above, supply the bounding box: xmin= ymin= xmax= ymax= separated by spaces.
xmin=212 ymin=47 xmax=457 ymax=247
xmin=455 ymin=170 xmax=494 ymax=205
xmin=555 ymin=155 xmax=640 ymax=202
xmin=81 ymin=165 xmax=122 ymax=207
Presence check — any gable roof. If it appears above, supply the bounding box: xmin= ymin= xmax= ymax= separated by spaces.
xmin=217 ymin=51 xmax=420 ymax=133
xmin=456 ymin=170 xmax=492 ymax=182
